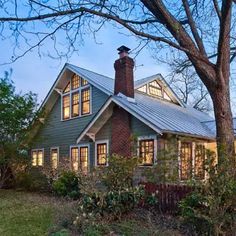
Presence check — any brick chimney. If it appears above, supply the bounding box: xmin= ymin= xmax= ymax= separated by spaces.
xmin=114 ymin=45 xmax=134 ymax=97
xmin=111 ymin=46 xmax=134 ymax=157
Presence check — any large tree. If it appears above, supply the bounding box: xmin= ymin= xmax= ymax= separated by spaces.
xmin=0 ymin=0 xmax=235 ymax=159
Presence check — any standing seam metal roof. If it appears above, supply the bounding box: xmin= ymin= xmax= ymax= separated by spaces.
xmin=45 ymin=64 xmax=217 ymax=139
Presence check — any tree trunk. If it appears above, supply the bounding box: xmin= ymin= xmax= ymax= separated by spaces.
xmin=210 ymin=78 xmax=235 ymax=163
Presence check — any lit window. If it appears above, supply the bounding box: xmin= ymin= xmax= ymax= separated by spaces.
xmin=71 ymin=146 xmax=88 ymax=173
xmin=72 ymin=92 xmax=79 ymax=117
xmin=81 ymin=78 xmax=88 ymax=86
xmin=149 ymin=80 xmax=162 ymax=97
xmin=180 ymin=142 xmax=192 ymax=180
xmin=71 ymin=147 xmax=79 ymax=171
xmin=81 ymin=88 xmax=90 ymax=115
xmin=139 ymin=140 xmax=154 ymax=165
xmin=96 ymin=143 xmax=108 ymax=166
xmin=72 ymin=74 xmax=80 ymax=90
xmin=163 ymin=91 xmax=172 ymax=101
xmin=62 ymin=75 xmax=91 ymax=120
xmin=51 ymin=148 xmax=59 ymax=169
xmin=195 ymin=144 xmax=205 ymax=180
xmin=137 ymin=85 xmax=147 ymax=93
xmin=80 ymin=146 xmax=88 ymax=173
xmin=31 ymin=149 xmax=43 ymax=166
xmin=63 ymin=82 xmax=70 ymax=93
xmin=63 ymin=95 xmax=70 ymax=120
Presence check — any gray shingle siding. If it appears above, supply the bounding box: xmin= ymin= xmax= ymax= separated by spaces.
xmin=32 ymin=85 xmax=109 ymax=164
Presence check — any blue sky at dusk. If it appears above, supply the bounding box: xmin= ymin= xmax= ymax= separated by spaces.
xmin=0 ymin=23 xmax=235 ymax=116
xmin=0 ymin=25 xmax=168 ymax=104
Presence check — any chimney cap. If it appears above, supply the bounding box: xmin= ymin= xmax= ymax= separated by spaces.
xmin=117 ymin=45 xmax=131 ymax=54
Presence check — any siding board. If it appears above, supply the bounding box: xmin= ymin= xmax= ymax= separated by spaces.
xmin=32 ymin=85 xmax=109 ymax=166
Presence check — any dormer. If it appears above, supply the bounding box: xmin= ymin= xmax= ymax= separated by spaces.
xmin=134 ymin=75 xmax=184 ymax=107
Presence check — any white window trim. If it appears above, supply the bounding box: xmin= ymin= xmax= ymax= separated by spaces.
xmin=61 ymin=77 xmax=92 ymax=121
xmin=137 ymin=135 xmax=157 ymax=166
xmin=178 ymin=141 xmax=207 ymax=181
xmin=70 ymin=144 xmax=90 ymax=172
xmin=95 ymin=140 xmax=109 ymax=167
xmin=50 ymin=147 xmax=59 ymax=169
xmin=31 ymin=148 xmax=44 ymax=167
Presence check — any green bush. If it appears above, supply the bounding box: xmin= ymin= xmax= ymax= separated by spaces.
xmin=101 ymin=154 xmax=139 ymax=191
xmin=52 ymin=171 xmax=80 ymax=199
xmin=15 ymin=168 xmax=50 ymax=192
xmin=179 ymin=152 xmax=236 ymax=236
xmin=79 ymin=186 xmax=145 ymax=218
xmin=179 ymin=192 xmax=211 ymax=235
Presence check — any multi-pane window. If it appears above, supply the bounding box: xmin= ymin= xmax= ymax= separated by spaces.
xmin=72 ymin=74 xmax=80 ymax=90
xmin=180 ymin=142 xmax=192 ymax=180
xmin=194 ymin=144 xmax=205 ymax=180
xmin=32 ymin=149 xmax=43 ymax=166
xmin=80 ymin=147 xmax=88 ymax=173
xmin=63 ymin=95 xmax=70 ymax=120
xmin=149 ymin=80 xmax=162 ymax=97
xmin=136 ymin=80 xmax=173 ymax=102
xmin=71 ymin=147 xmax=79 ymax=171
xmin=137 ymin=85 xmax=147 ymax=93
xmin=70 ymin=146 xmax=88 ymax=173
xmin=81 ymin=78 xmax=88 ymax=86
xmin=51 ymin=148 xmax=59 ymax=169
xmin=62 ymin=74 xmax=91 ymax=120
xmin=96 ymin=143 xmax=108 ymax=166
xmin=81 ymin=88 xmax=90 ymax=115
xmin=63 ymin=82 xmax=70 ymax=93
xmin=139 ymin=140 xmax=154 ymax=165
xmin=72 ymin=92 xmax=79 ymax=117
xmin=180 ymin=142 xmax=206 ymax=180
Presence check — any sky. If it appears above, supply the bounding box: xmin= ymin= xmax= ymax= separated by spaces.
xmin=0 ymin=23 xmax=235 ymax=117
xmin=0 ymin=25 xmax=168 ymax=104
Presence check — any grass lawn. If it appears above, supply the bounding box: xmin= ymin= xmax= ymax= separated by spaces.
xmin=0 ymin=190 xmax=185 ymax=236
xmin=0 ymin=190 xmax=75 ymax=236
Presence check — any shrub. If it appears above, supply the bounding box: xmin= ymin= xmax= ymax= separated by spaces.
xmin=52 ymin=171 xmax=80 ymax=199
xmin=101 ymin=154 xmax=139 ymax=191
xmin=15 ymin=168 xmax=50 ymax=192
xmin=78 ymin=186 xmax=145 ymax=219
xmin=179 ymin=152 xmax=236 ymax=236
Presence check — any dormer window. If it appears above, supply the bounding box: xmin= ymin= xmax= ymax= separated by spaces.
xmin=149 ymin=80 xmax=162 ymax=97
xmin=137 ymin=80 xmax=173 ymax=102
xmin=61 ymin=74 xmax=91 ymax=120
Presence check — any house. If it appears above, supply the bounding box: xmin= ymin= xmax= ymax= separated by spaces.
xmin=30 ymin=46 xmax=236 ymax=181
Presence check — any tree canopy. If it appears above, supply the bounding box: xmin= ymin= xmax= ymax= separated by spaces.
xmin=0 ymin=71 xmax=38 ymax=187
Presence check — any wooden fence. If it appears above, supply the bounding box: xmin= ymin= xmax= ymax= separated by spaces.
xmin=143 ymin=183 xmax=193 ymax=214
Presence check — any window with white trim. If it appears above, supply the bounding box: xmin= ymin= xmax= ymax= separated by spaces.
xmin=62 ymin=74 xmax=91 ymax=120
xmin=194 ymin=144 xmax=205 ymax=180
xmin=180 ymin=141 xmax=205 ymax=180
xmin=70 ymin=145 xmax=89 ymax=173
xmin=95 ymin=141 xmax=109 ymax=166
xmin=139 ymin=139 xmax=155 ymax=165
xmin=51 ymin=148 xmax=59 ymax=169
xmin=32 ymin=149 xmax=43 ymax=166
xmin=136 ymin=80 xmax=173 ymax=102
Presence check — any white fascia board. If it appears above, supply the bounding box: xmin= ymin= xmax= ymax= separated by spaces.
xmin=76 ymin=97 xmax=114 ymax=144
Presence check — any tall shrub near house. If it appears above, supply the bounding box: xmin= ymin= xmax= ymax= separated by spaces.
xmin=180 ymin=150 xmax=236 ymax=235
xmin=0 ymin=71 xmax=38 ymax=188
